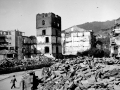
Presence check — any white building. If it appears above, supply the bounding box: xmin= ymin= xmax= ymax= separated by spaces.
xmin=62 ymin=26 xmax=94 ymax=55
xmin=110 ymin=24 xmax=120 ymax=57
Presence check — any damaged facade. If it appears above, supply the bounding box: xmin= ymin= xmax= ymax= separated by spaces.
xmin=61 ymin=26 xmax=94 ymax=55
xmin=110 ymin=24 xmax=120 ymax=58
xmin=20 ymin=36 xmax=37 ymax=59
xmin=36 ymin=12 xmax=62 ymax=58
xmin=0 ymin=30 xmax=23 ymax=59
xmin=0 ymin=30 xmax=37 ymax=60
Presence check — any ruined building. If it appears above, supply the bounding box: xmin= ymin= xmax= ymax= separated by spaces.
xmin=36 ymin=12 xmax=62 ymax=58
xmin=0 ymin=30 xmax=37 ymax=60
xmin=110 ymin=24 xmax=120 ymax=58
xmin=61 ymin=26 xmax=94 ymax=55
xmin=0 ymin=30 xmax=23 ymax=59
xmin=22 ymin=36 xmax=37 ymax=59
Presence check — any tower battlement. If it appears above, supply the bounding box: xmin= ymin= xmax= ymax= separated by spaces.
xmin=36 ymin=12 xmax=61 ymax=29
xmin=36 ymin=12 xmax=61 ymax=19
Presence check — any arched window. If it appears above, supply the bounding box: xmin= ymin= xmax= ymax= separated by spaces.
xmin=42 ymin=20 xmax=45 ymax=25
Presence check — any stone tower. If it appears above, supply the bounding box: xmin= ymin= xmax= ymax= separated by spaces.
xmin=36 ymin=12 xmax=62 ymax=58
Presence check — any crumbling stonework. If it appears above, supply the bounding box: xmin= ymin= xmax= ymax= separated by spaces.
xmin=22 ymin=57 xmax=120 ymax=90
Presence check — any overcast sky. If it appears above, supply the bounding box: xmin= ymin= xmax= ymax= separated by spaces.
xmin=0 ymin=0 xmax=120 ymax=36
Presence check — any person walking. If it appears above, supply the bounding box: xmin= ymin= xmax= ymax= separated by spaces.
xmin=20 ymin=76 xmax=26 ymax=90
xmin=10 ymin=75 xmax=17 ymax=89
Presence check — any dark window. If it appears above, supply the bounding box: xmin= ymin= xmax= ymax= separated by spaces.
xmin=42 ymin=30 xmax=46 ymax=35
xmin=6 ymin=32 xmax=8 ymax=35
xmin=10 ymin=47 xmax=14 ymax=50
xmin=45 ymin=37 xmax=49 ymax=43
xmin=22 ymin=48 xmax=26 ymax=53
xmin=45 ymin=47 xmax=49 ymax=53
xmin=7 ymin=54 xmax=13 ymax=58
xmin=42 ymin=20 xmax=45 ymax=25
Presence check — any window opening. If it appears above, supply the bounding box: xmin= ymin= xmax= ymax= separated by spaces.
xmin=45 ymin=47 xmax=49 ymax=53
xmin=45 ymin=37 xmax=49 ymax=43
xmin=42 ymin=20 xmax=45 ymax=25
xmin=42 ymin=30 xmax=46 ymax=35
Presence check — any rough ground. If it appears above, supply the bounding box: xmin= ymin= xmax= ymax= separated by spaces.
xmin=7 ymin=57 xmax=120 ymax=90
xmin=36 ymin=57 xmax=120 ymax=90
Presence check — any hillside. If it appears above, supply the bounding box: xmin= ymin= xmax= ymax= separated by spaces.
xmin=77 ymin=20 xmax=116 ymax=35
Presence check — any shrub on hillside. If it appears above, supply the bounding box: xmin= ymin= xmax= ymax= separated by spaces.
xmin=77 ymin=51 xmax=88 ymax=56
xmin=77 ymin=48 xmax=96 ymax=57
xmin=93 ymin=49 xmax=104 ymax=58
xmin=77 ymin=48 xmax=105 ymax=58
xmin=103 ymin=49 xmax=110 ymax=57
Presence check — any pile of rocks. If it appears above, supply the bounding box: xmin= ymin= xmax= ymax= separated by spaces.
xmin=37 ymin=57 xmax=120 ymax=90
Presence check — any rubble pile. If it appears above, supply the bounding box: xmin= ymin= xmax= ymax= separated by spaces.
xmin=39 ymin=55 xmax=54 ymax=64
xmin=37 ymin=57 xmax=120 ymax=90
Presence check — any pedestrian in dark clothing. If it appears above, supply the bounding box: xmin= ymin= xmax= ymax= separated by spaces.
xmin=10 ymin=75 xmax=17 ymax=89
xmin=20 ymin=78 xmax=25 ymax=90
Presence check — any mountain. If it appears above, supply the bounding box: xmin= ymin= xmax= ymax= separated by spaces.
xmin=77 ymin=19 xmax=116 ymax=35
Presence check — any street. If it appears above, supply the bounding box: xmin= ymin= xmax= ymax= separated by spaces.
xmin=0 ymin=69 xmax=42 ymax=90
xmin=0 ymin=75 xmax=22 ymax=90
